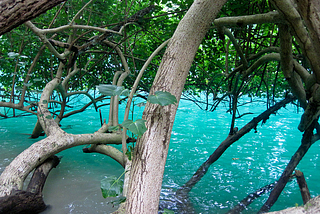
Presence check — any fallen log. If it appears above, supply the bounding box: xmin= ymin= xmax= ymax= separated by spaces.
xmin=0 ymin=156 xmax=60 ymax=214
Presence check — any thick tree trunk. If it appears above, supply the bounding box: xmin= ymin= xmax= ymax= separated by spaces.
xmin=0 ymin=0 xmax=66 ymax=36
xmin=125 ymin=0 xmax=228 ymax=213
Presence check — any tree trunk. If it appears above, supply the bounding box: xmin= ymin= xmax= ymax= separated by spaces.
xmin=0 ymin=0 xmax=66 ymax=36
xmin=295 ymin=170 xmax=311 ymax=205
xmin=125 ymin=0 xmax=228 ymax=213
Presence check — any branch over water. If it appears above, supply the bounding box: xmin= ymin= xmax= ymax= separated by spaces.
xmin=175 ymin=95 xmax=296 ymax=213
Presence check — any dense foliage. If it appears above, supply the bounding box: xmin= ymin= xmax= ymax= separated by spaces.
xmin=0 ymin=0 xmax=301 ymax=119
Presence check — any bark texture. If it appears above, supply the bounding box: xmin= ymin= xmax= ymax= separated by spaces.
xmin=295 ymin=170 xmax=311 ymax=204
xmin=0 ymin=156 xmax=60 ymax=214
xmin=0 ymin=0 xmax=66 ymax=36
xmin=125 ymin=0 xmax=228 ymax=213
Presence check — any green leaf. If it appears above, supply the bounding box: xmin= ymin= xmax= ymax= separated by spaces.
xmin=33 ymin=78 xmax=43 ymax=82
xmin=96 ymin=84 xmax=125 ymax=96
xmin=107 ymin=125 xmax=120 ymax=132
xmin=42 ymin=100 xmax=48 ymax=104
xmin=122 ymin=119 xmax=147 ymax=138
xmin=120 ymin=89 xmax=130 ymax=97
xmin=147 ymin=91 xmax=177 ymax=106
xmin=125 ymin=145 xmax=134 ymax=160
xmin=15 ymin=86 xmax=23 ymax=91
xmin=100 ymin=176 xmax=123 ymax=198
xmin=23 ymin=82 xmax=33 ymax=87
xmin=163 ymin=208 xmax=175 ymax=214
xmin=45 ymin=115 xmax=52 ymax=119
xmin=7 ymin=52 xmax=19 ymax=58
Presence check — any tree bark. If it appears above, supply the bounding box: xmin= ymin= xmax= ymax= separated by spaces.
xmin=0 ymin=0 xmax=66 ymax=36
xmin=125 ymin=0 xmax=228 ymax=213
xmin=295 ymin=170 xmax=311 ymax=205
xmin=0 ymin=156 xmax=60 ymax=214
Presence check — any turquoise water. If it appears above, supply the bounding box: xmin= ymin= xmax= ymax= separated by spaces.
xmin=0 ymin=97 xmax=319 ymax=213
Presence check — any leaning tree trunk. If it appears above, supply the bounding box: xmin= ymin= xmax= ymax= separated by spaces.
xmin=0 ymin=0 xmax=66 ymax=36
xmin=258 ymin=121 xmax=316 ymax=213
xmin=125 ymin=0 xmax=228 ymax=213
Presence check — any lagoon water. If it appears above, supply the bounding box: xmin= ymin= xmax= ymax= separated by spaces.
xmin=0 ymin=96 xmax=319 ymax=213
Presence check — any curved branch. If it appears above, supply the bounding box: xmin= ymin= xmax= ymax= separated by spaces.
xmin=271 ymin=0 xmax=320 ymax=82
xmin=279 ymin=23 xmax=307 ymax=108
xmin=24 ymin=21 xmax=69 ymax=61
xmin=66 ymin=91 xmax=98 ymax=111
xmin=242 ymin=53 xmax=281 ymax=78
xmin=223 ymin=28 xmax=248 ymax=69
xmin=83 ymin=144 xmax=125 ymax=168
xmin=122 ymin=39 xmax=170 ymax=155
xmin=214 ymin=11 xmax=282 ymax=27
xmin=0 ymin=102 xmax=36 ymax=115
xmin=19 ymin=45 xmax=46 ymax=106
xmin=248 ymin=47 xmax=280 ymax=61
xmin=70 ymin=0 xmax=93 ymax=24
xmin=41 ymin=24 xmax=123 ymax=35
xmin=103 ymin=41 xmax=130 ymax=127
xmin=0 ymin=131 xmax=123 ymax=197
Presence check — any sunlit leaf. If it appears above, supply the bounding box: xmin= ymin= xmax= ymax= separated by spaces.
xmin=23 ymin=82 xmax=33 ymax=87
xmin=96 ymin=84 xmax=125 ymax=96
xmin=122 ymin=119 xmax=147 ymax=138
xmin=8 ymin=52 xmax=19 ymax=58
xmin=120 ymin=89 xmax=130 ymax=97
xmin=33 ymin=78 xmax=43 ymax=82
xmin=147 ymin=91 xmax=177 ymax=106
xmin=15 ymin=86 xmax=23 ymax=91
xmin=18 ymin=61 xmax=27 ymax=66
